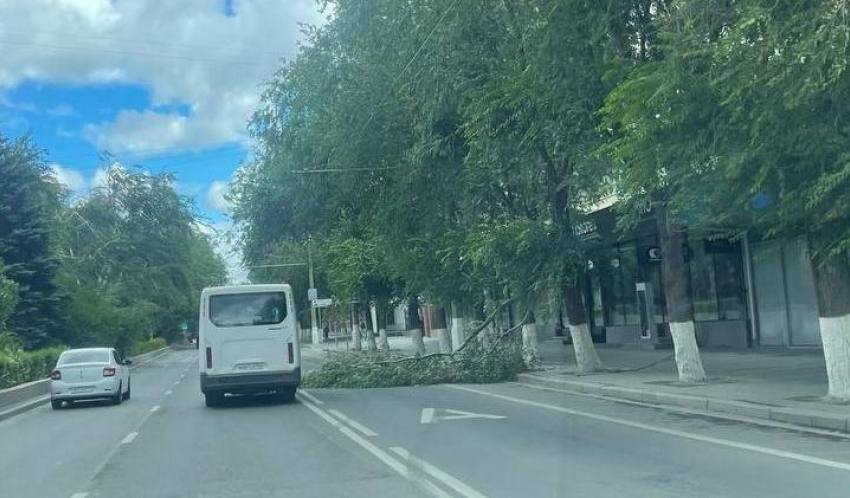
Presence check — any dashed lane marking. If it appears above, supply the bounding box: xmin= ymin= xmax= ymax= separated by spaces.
xmin=121 ymin=432 xmax=138 ymax=444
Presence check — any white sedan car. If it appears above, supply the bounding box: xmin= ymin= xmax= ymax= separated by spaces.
xmin=50 ymin=348 xmax=131 ymax=409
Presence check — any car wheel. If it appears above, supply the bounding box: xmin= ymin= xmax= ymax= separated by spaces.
xmin=205 ymin=393 xmax=223 ymax=408
xmin=123 ymin=379 xmax=131 ymax=400
xmin=112 ymin=382 xmax=123 ymax=405
xmin=51 ymin=399 xmax=62 ymax=410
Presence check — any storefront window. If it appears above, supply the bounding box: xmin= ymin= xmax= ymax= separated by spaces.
xmin=715 ymin=252 xmax=745 ymax=320
xmin=689 ymin=239 xmax=720 ymax=321
xmin=687 ymin=237 xmax=745 ymax=322
xmin=605 ymin=244 xmax=640 ymax=326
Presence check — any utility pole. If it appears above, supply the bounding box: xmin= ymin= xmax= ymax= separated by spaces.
xmin=308 ymin=237 xmax=320 ymax=346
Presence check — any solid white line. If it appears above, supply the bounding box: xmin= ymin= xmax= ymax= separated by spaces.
xmin=329 ymin=409 xmax=378 ymax=437
xmin=515 ymin=382 xmax=850 ymax=440
xmin=296 ymin=394 xmax=451 ymax=498
xmin=391 ymin=447 xmax=488 ymax=498
xmin=164 ymin=390 xmax=172 ymax=396
xmin=421 ymin=407 xmax=435 ymax=424
xmin=121 ymin=432 xmax=138 ymax=444
xmin=150 ymin=405 xmax=160 ymax=413
xmin=298 ymin=389 xmax=324 ymax=405
xmin=447 ymin=385 xmax=850 ymax=473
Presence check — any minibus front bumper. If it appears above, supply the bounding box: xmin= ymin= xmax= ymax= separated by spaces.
xmin=200 ymin=368 xmax=301 ymax=395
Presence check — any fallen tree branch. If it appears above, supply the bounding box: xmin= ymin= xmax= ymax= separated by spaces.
xmin=454 ymin=298 xmax=515 ymax=354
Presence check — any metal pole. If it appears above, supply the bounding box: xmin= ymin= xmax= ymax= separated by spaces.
xmin=308 ymin=238 xmax=319 ymax=345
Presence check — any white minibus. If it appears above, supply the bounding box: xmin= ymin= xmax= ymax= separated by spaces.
xmin=199 ymin=284 xmax=300 ymax=407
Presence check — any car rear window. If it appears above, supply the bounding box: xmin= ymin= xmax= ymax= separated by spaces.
xmin=209 ymin=292 xmax=288 ymax=327
xmin=59 ymin=350 xmax=110 ymax=365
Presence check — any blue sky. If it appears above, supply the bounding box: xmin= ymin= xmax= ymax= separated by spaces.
xmin=0 ymin=0 xmax=325 ymax=280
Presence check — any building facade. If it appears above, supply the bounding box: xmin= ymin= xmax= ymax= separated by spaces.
xmin=582 ymin=207 xmax=825 ymax=349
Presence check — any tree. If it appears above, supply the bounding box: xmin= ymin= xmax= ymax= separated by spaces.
xmin=0 ymin=260 xmax=18 ymax=333
xmin=56 ymin=165 xmax=225 ymax=349
xmin=0 ymin=134 xmax=65 ymax=348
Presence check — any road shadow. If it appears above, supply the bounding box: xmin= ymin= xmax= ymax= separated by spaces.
xmin=207 ymin=392 xmax=298 ymax=409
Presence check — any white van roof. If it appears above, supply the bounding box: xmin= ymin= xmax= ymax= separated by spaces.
xmin=202 ymin=284 xmax=292 ymax=297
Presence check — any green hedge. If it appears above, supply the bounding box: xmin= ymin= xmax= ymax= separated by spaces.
xmin=131 ymin=337 xmax=168 ymax=356
xmin=0 ymin=346 xmax=66 ymax=389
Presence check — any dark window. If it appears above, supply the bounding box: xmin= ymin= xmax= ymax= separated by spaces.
xmin=687 ymin=238 xmax=745 ymax=321
xmin=604 ymin=244 xmax=640 ymax=326
xmin=209 ymin=292 xmax=288 ymax=327
xmin=59 ymin=350 xmax=109 ymax=365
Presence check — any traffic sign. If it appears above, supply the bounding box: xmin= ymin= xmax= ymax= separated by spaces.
xmin=307 ymin=288 xmax=318 ymax=301
xmin=312 ymin=298 xmax=333 ymax=308
xmin=181 ymin=321 xmax=188 ymax=332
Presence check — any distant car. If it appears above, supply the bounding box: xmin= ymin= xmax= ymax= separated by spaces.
xmin=50 ymin=347 xmax=131 ymax=409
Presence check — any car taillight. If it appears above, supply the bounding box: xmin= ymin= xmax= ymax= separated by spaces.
xmin=103 ymin=366 xmax=116 ymax=377
xmin=288 ymin=342 xmax=294 ymax=364
xmin=50 ymin=369 xmax=61 ymax=380
xmin=206 ymin=347 xmax=212 ymax=369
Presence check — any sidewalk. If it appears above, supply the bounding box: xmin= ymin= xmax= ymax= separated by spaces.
xmin=523 ymin=338 xmax=850 ymax=433
xmin=303 ymin=334 xmax=441 ymax=355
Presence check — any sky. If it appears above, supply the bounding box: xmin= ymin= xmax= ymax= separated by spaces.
xmin=0 ymin=0 xmax=327 ymax=282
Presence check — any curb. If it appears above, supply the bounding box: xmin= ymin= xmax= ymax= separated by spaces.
xmin=0 ymin=346 xmax=173 ymax=422
xmin=0 ymin=395 xmax=50 ymax=422
xmin=517 ymin=373 xmax=850 ymax=434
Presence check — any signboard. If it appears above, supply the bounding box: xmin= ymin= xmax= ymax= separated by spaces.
xmin=307 ymin=288 xmax=318 ymax=301
xmin=312 ymin=298 xmax=333 ymax=308
xmin=645 ymin=246 xmax=662 ymax=263
xmin=181 ymin=321 xmax=189 ymax=332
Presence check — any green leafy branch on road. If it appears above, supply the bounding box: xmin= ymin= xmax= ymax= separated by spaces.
xmin=302 ymin=337 xmax=525 ymax=389
xmin=303 ymin=308 xmax=528 ymax=389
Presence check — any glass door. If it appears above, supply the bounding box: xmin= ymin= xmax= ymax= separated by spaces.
xmin=752 ymin=242 xmax=789 ymax=346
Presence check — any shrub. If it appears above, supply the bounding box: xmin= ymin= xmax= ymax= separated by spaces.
xmin=0 ymin=342 xmax=66 ymax=389
xmin=131 ymin=337 xmax=168 ymax=356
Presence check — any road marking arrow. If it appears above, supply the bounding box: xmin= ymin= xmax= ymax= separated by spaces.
xmin=420 ymin=407 xmax=506 ymax=424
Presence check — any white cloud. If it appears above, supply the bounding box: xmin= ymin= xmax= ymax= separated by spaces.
xmin=90 ymin=167 xmax=108 ymax=190
xmin=50 ymin=163 xmax=86 ymax=192
xmin=0 ymin=0 xmax=326 ymax=155
xmin=204 ymin=181 xmax=232 ymax=213
xmin=47 ymin=104 xmax=75 ymax=116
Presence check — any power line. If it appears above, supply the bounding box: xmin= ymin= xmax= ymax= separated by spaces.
xmin=346 ymin=0 xmax=459 ymax=163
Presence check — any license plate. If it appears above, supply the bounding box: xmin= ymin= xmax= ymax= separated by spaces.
xmin=235 ymin=363 xmax=264 ymax=371
xmin=71 ymin=387 xmax=95 ymax=394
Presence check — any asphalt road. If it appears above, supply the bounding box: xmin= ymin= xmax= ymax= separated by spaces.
xmin=2 ymin=348 xmax=850 ymax=497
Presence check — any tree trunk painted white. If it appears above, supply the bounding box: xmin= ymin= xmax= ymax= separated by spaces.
xmin=563 ymin=278 xmax=602 ymax=373
xmin=657 ymin=206 xmax=707 ymax=383
xmin=365 ymin=327 xmax=376 ymax=351
xmin=435 ymin=328 xmax=452 ymax=353
xmin=819 ymin=314 xmax=850 ymax=400
xmin=351 ymin=326 xmax=362 ymax=351
xmin=450 ymin=317 xmax=464 ymax=353
xmin=521 ymin=323 xmax=541 ymax=368
xmin=378 ymin=328 xmax=389 ymax=350
xmin=410 ymin=328 xmax=426 ymax=356
xmin=568 ymin=323 xmax=602 ymax=373
xmin=669 ymin=321 xmax=706 ymax=382
xmin=450 ymin=302 xmax=464 ymax=353
xmin=812 ymin=250 xmax=850 ymax=401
